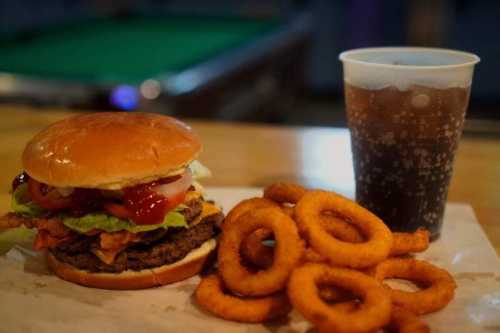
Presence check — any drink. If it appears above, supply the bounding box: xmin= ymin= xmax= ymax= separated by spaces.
xmin=340 ymin=48 xmax=479 ymax=239
xmin=346 ymin=83 xmax=470 ymax=239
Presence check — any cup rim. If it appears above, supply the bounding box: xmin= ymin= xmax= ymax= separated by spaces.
xmin=339 ymin=47 xmax=480 ymax=70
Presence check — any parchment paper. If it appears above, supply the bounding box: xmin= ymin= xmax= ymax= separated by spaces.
xmin=0 ymin=187 xmax=498 ymax=333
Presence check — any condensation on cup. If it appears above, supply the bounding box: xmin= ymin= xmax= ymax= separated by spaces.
xmin=339 ymin=47 xmax=480 ymax=240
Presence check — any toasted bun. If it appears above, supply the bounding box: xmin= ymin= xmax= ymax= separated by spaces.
xmin=46 ymin=239 xmax=216 ymax=289
xmin=22 ymin=112 xmax=201 ymax=189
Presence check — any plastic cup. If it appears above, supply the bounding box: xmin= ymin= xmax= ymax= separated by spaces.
xmin=339 ymin=47 xmax=479 ymax=240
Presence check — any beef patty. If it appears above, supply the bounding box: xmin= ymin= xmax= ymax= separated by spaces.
xmin=180 ymin=197 xmax=203 ymax=221
xmin=51 ymin=212 xmax=223 ymax=273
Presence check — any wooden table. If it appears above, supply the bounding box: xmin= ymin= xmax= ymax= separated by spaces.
xmin=1 ymin=106 xmax=499 ymax=255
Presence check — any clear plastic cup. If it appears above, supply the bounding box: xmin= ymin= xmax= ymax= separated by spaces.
xmin=339 ymin=47 xmax=479 ymax=240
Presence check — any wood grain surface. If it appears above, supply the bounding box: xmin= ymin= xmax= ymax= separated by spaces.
xmin=0 ymin=105 xmax=498 ymax=254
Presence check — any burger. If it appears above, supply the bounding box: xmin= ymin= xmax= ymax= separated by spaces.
xmin=2 ymin=112 xmax=223 ymax=289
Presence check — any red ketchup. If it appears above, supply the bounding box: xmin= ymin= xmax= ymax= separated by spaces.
xmin=123 ymin=178 xmax=185 ymax=225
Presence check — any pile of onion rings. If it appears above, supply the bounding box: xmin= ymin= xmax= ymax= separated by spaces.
xmin=194 ymin=182 xmax=456 ymax=332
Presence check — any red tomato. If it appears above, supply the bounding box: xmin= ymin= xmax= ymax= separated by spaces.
xmin=28 ymin=178 xmax=72 ymax=210
xmin=161 ymin=191 xmax=187 ymax=214
xmin=103 ymin=203 xmax=133 ymax=220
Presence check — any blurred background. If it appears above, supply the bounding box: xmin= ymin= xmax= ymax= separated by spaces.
xmin=0 ymin=0 xmax=498 ymax=131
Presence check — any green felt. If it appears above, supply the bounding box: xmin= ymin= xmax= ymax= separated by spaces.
xmin=0 ymin=16 xmax=277 ymax=84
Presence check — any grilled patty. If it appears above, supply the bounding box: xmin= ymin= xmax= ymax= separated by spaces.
xmin=51 ymin=212 xmax=222 ymax=273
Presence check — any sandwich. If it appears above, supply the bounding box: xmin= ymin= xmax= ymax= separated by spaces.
xmin=2 ymin=112 xmax=223 ymax=289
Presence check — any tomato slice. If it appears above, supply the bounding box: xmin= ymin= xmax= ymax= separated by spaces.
xmin=104 ymin=203 xmax=133 ymax=220
xmin=162 ymin=191 xmax=187 ymax=214
xmin=28 ymin=178 xmax=72 ymax=210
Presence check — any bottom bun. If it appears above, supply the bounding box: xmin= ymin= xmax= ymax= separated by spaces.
xmin=46 ymin=238 xmax=217 ymax=290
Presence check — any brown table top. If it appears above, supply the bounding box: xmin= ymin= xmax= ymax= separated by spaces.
xmin=1 ymin=106 xmax=499 ymax=255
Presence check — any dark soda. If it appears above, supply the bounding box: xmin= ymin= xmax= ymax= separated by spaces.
xmin=345 ymin=83 xmax=471 ymax=240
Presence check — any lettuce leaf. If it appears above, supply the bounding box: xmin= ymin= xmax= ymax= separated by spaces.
xmin=189 ymin=160 xmax=212 ymax=179
xmin=11 ymin=183 xmax=44 ymax=217
xmin=62 ymin=210 xmax=187 ymax=234
xmin=0 ymin=227 xmax=36 ymax=255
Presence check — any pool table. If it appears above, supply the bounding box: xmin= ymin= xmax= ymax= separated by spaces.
xmin=0 ymin=14 xmax=311 ymax=119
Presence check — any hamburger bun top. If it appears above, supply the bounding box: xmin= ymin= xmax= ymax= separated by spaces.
xmin=22 ymin=112 xmax=201 ymax=189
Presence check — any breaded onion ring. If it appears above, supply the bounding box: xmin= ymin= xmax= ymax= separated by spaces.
xmin=302 ymin=247 xmax=327 ymax=263
xmin=280 ymin=205 xmax=295 ymax=218
xmin=240 ymin=228 xmax=274 ymax=268
xmin=225 ymin=197 xmax=278 ymax=269
xmin=387 ymin=306 xmax=430 ymax=333
xmin=295 ymin=191 xmax=393 ymax=268
xmin=218 ymin=207 xmax=303 ymax=296
xmin=224 ymin=197 xmax=279 ymax=227
xmin=288 ymin=263 xmax=392 ymax=333
xmin=390 ymin=229 xmax=430 ymax=257
xmin=263 ymin=182 xmax=307 ymax=204
xmin=318 ymin=286 xmax=357 ymax=304
xmin=242 ymin=214 xmax=363 ymax=268
xmin=372 ymin=258 xmax=456 ymax=315
xmin=195 ymin=274 xmax=291 ymax=322
xmin=320 ymin=225 xmax=429 ymax=257
xmin=321 ymin=214 xmax=364 ymax=243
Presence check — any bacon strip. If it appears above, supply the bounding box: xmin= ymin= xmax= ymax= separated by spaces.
xmin=92 ymin=231 xmax=141 ymax=264
xmin=33 ymin=231 xmax=75 ymax=250
xmin=32 ymin=218 xmax=76 ymax=250
xmin=2 ymin=213 xmax=145 ymax=264
xmin=1 ymin=213 xmax=76 ymax=250
xmin=0 ymin=213 xmax=25 ymax=230
xmin=100 ymin=230 xmax=140 ymax=250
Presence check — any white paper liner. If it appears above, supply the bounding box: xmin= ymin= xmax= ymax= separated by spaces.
xmin=0 ymin=187 xmax=498 ymax=333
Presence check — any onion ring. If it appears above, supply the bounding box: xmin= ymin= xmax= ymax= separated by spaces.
xmin=316 ymin=223 xmax=429 ymax=257
xmin=302 ymin=247 xmax=327 ymax=263
xmin=321 ymin=213 xmax=364 ymax=243
xmin=225 ymin=198 xmax=278 ymax=269
xmin=218 ymin=207 xmax=303 ymax=296
xmin=263 ymin=185 xmax=426 ymax=257
xmin=390 ymin=229 xmax=430 ymax=257
xmin=265 ymin=182 xmax=364 ymax=243
xmin=242 ymin=239 xmax=328 ymax=268
xmin=288 ymin=263 xmax=392 ymax=333
xmin=280 ymin=205 xmax=295 ymax=218
xmin=372 ymin=258 xmax=456 ymax=314
xmin=318 ymin=285 xmax=357 ymax=304
xmin=240 ymin=214 xmax=365 ymax=267
xmin=195 ymin=274 xmax=291 ymax=323
xmin=387 ymin=306 xmax=430 ymax=333
xmin=295 ymin=190 xmax=393 ymax=268
xmin=240 ymin=228 xmax=274 ymax=268
xmin=263 ymin=182 xmax=307 ymax=204
xmin=223 ymin=197 xmax=278 ymax=227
